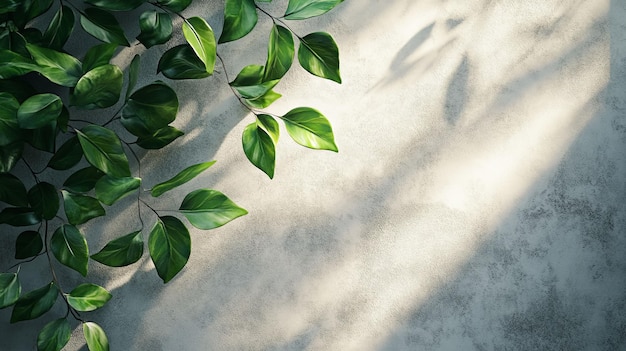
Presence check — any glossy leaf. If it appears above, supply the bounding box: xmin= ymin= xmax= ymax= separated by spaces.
xmin=71 ymin=64 xmax=123 ymax=109
xmin=14 ymin=0 xmax=54 ymax=28
xmin=157 ymin=44 xmax=210 ymax=80
xmin=17 ymin=93 xmax=62 ymax=129
xmin=83 ymin=322 xmax=109 ymax=351
xmin=15 ymin=231 xmax=43 ymax=259
xmin=47 ymin=136 xmax=83 ymax=170
xmin=10 ymin=282 xmax=57 ymax=323
xmin=0 ymin=50 xmax=36 ymax=79
xmin=242 ymin=122 xmax=275 ymax=178
xmin=95 ymin=176 xmax=141 ymax=206
xmin=284 ymin=0 xmax=344 ymax=20
xmin=0 ymin=141 xmax=23 ymax=173
xmin=245 ymin=89 xmax=281 ymax=109
xmin=137 ymin=11 xmax=172 ymax=49
xmin=41 ymin=5 xmax=74 ymax=50
xmin=219 ymin=0 xmax=257 ymax=43
xmin=80 ymin=7 xmax=129 ymax=46
xmin=86 ymin=0 xmax=145 ymax=11
xmin=125 ymin=54 xmax=140 ymax=101
xmin=37 ymin=318 xmax=71 ymax=351
xmin=256 ymin=113 xmax=279 ymax=143
xmin=63 ymin=167 xmax=104 ymax=193
xmin=62 ymin=191 xmax=105 ymax=226
xmin=0 ymin=93 xmax=21 ymax=146
xmin=76 ymin=125 xmax=131 ymax=178
xmin=28 ymin=182 xmax=59 ymax=220
xmin=281 ymin=107 xmax=337 ymax=151
xmin=136 ymin=126 xmax=184 ymax=149
xmin=121 ymin=82 xmax=178 ymax=137
xmin=183 ymin=17 xmax=216 ymax=73
xmin=0 ymin=273 xmax=20 ymax=309
xmin=0 ymin=173 xmax=28 ymax=206
xmin=25 ymin=122 xmax=57 ymax=152
xmin=91 ymin=231 xmax=143 ymax=267
xmin=0 ymin=207 xmax=40 ymax=226
xmin=179 ymin=189 xmax=248 ymax=229
xmin=67 ymin=284 xmax=111 ymax=312
xmin=151 ymin=161 xmax=216 ymax=197
xmin=51 ymin=224 xmax=89 ymax=276
xmin=26 ymin=44 xmax=82 ymax=86
xmin=298 ymin=32 xmax=341 ymax=83
xmin=149 ymin=216 xmax=190 ymax=283
xmin=230 ymin=64 xmax=279 ymax=99
xmin=156 ymin=0 xmax=192 ymax=12
xmin=82 ymin=43 xmax=117 ymax=73
xmin=264 ymin=24 xmax=294 ymax=81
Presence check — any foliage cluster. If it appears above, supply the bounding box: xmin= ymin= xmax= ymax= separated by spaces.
xmin=0 ymin=0 xmax=343 ymax=349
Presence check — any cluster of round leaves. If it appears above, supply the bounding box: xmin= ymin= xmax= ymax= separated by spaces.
xmin=0 ymin=0 xmax=343 ymax=350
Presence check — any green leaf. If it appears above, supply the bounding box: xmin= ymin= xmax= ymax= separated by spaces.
xmin=0 ymin=79 xmax=37 ymax=102
xmin=230 ymin=64 xmax=279 ymax=99
xmin=157 ymin=44 xmax=210 ymax=80
xmin=76 ymin=124 xmax=131 ymax=178
xmin=125 ymin=54 xmax=140 ymax=101
xmin=17 ymin=93 xmax=62 ymax=129
xmin=183 ymin=17 xmax=216 ymax=74
xmin=26 ymin=44 xmax=83 ymax=86
xmin=47 ymin=136 xmax=83 ymax=170
xmin=298 ymin=32 xmax=341 ymax=83
xmin=0 ymin=92 xmax=21 ymax=146
xmin=62 ymin=191 xmax=105 ymax=226
xmin=137 ymin=11 xmax=172 ymax=49
xmin=15 ymin=230 xmax=43 ymax=259
xmin=95 ymin=176 xmax=141 ymax=206
xmin=284 ymin=0 xmax=344 ymax=20
xmin=83 ymin=322 xmax=109 ymax=351
xmin=0 ymin=273 xmax=20 ymax=309
xmin=80 ymin=7 xmax=129 ymax=46
xmin=0 ymin=141 xmax=23 ymax=173
xmin=41 ymin=5 xmax=75 ymax=50
xmin=14 ymin=0 xmax=53 ymax=28
xmin=219 ymin=0 xmax=257 ymax=43
xmin=256 ymin=113 xmax=279 ymax=143
xmin=0 ymin=207 xmax=40 ymax=226
xmin=0 ymin=50 xmax=36 ymax=79
xmin=25 ymin=122 xmax=57 ymax=152
xmin=71 ymin=64 xmax=123 ymax=109
xmin=121 ymin=82 xmax=178 ymax=137
xmin=281 ymin=107 xmax=337 ymax=151
xmin=91 ymin=230 xmax=143 ymax=267
xmin=28 ymin=182 xmax=59 ymax=220
xmin=67 ymin=284 xmax=111 ymax=312
xmin=0 ymin=173 xmax=28 ymax=206
xmin=149 ymin=216 xmax=190 ymax=283
xmin=37 ymin=318 xmax=71 ymax=351
xmin=63 ymin=167 xmax=104 ymax=193
xmin=245 ymin=89 xmax=281 ymax=109
xmin=10 ymin=282 xmax=57 ymax=323
xmin=156 ymin=0 xmax=192 ymax=12
xmin=51 ymin=224 xmax=89 ymax=276
xmin=0 ymin=0 xmax=20 ymax=14
xmin=151 ymin=161 xmax=216 ymax=197
xmin=136 ymin=126 xmax=184 ymax=149
xmin=85 ymin=0 xmax=146 ymax=11
xmin=82 ymin=43 xmax=118 ymax=73
xmin=264 ymin=24 xmax=294 ymax=81
xmin=242 ymin=122 xmax=275 ymax=178
xmin=179 ymin=189 xmax=248 ymax=229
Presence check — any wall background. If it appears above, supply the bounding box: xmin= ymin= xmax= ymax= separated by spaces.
xmin=1 ymin=0 xmax=625 ymax=350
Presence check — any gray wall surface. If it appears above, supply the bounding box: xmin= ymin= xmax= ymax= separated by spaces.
xmin=1 ymin=0 xmax=626 ymax=350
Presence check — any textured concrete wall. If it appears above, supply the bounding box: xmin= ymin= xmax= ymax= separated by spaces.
xmin=1 ymin=0 xmax=625 ymax=350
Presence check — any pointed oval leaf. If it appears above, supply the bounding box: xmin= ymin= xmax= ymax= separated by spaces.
xmin=0 ymin=92 xmax=22 ymax=146
xmin=17 ymin=93 xmax=62 ymax=129
xmin=0 ymin=49 xmax=37 ymax=80
xmin=0 ymin=141 xmax=23 ymax=173
xmin=0 ymin=207 xmax=40 ymax=226
xmin=137 ymin=10 xmax=172 ymax=49
xmin=230 ymin=64 xmax=279 ymax=99
xmin=83 ymin=322 xmax=109 ymax=351
xmin=0 ymin=173 xmax=28 ymax=207
xmin=151 ymin=161 xmax=216 ymax=197
xmin=85 ymin=0 xmax=146 ymax=11
xmin=91 ymin=230 xmax=143 ymax=267
xmin=26 ymin=44 xmax=82 ymax=86
xmin=10 ymin=282 xmax=57 ymax=323
xmin=136 ymin=126 xmax=184 ymax=149
xmin=25 ymin=121 xmax=57 ymax=153
xmin=76 ymin=124 xmax=131 ymax=178
xmin=219 ymin=0 xmax=257 ymax=43
xmin=95 ymin=176 xmax=141 ymax=206
xmin=125 ymin=54 xmax=141 ymax=101
xmin=63 ymin=167 xmax=104 ymax=193
xmin=298 ymin=32 xmax=341 ymax=83
xmin=47 ymin=136 xmax=83 ymax=170
xmin=284 ymin=0 xmax=344 ymax=20
xmin=51 ymin=224 xmax=89 ymax=276
xmin=42 ymin=5 xmax=75 ymax=50
xmin=149 ymin=216 xmax=190 ymax=283
xmin=0 ymin=273 xmax=21 ymax=309
xmin=15 ymin=230 xmax=43 ymax=259
xmin=156 ymin=0 xmax=192 ymax=12
xmin=71 ymin=64 xmax=123 ymax=109
xmin=179 ymin=189 xmax=248 ymax=229
xmin=67 ymin=283 xmax=111 ymax=312
xmin=264 ymin=24 xmax=294 ymax=81
xmin=80 ymin=7 xmax=129 ymax=46
xmin=28 ymin=182 xmax=59 ymax=220
xmin=183 ymin=17 xmax=216 ymax=73
xmin=281 ymin=107 xmax=337 ymax=151
xmin=82 ymin=43 xmax=117 ymax=73
xmin=242 ymin=122 xmax=275 ymax=178
xmin=245 ymin=89 xmax=281 ymax=109
xmin=37 ymin=318 xmax=71 ymax=351
xmin=62 ymin=190 xmax=105 ymax=226
xmin=157 ymin=44 xmax=210 ymax=80
xmin=121 ymin=82 xmax=178 ymax=137
xmin=257 ymin=114 xmax=279 ymax=143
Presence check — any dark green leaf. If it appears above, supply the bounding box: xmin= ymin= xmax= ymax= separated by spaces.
xmin=57 ymin=105 xmax=70 ymax=132
xmin=256 ymin=113 xmax=279 ymax=143
xmin=179 ymin=189 xmax=248 ymax=229
xmin=26 ymin=44 xmax=82 ymax=86
xmin=51 ymin=224 xmax=89 ymax=276
xmin=63 ymin=167 xmax=104 ymax=193
xmin=15 ymin=231 xmax=43 ymax=259
xmin=83 ymin=322 xmax=109 ymax=351
xmin=136 ymin=126 xmax=184 ymax=149
xmin=28 ymin=182 xmax=59 ymax=220
xmin=0 ymin=173 xmax=28 ymax=207
xmin=245 ymin=89 xmax=281 ymax=109
xmin=82 ymin=43 xmax=117 ymax=74
xmin=25 ymin=122 xmax=57 ymax=152
xmin=230 ymin=64 xmax=278 ymax=99
xmin=0 ymin=272 xmax=20 ymax=309
xmin=0 ymin=0 xmax=20 ymax=14
xmin=10 ymin=282 xmax=57 ymax=323
xmin=37 ymin=318 xmax=71 ymax=351
xmin=183 ymin=17 xmax=216 ymax=73
xmin=151 ymin=161 xmax=216 ymax=197
xmin=85 ymin=0 xmax=145 ymax=11
xmin=14 ymin=0 xmax=53 ymax=28
xmin=0 ymin=50 xmax=36 ymax=79
xmin=62 ymin=190 xmax=105 ymax=226
xmin=95 ymin=176 xmax=140 ymax=206
xmin=284 ymin=0 xmax=343 ymax=20
xmin=91 ymin=230 xmax=143 ymax=267
xmin=264 ymin=24 xmax=294 ymax=81
xmin=67 ymin=284 xmax=111 ymax=312
xmin=219 ymin=0 xmax=257 ymax=43
xmin=242 ymin=122 xmax=275 ymax=178
xmin=0 ymin=92 xmax=21 ymax=146
xmin=8 ymin=31 xmax=28 ymax=58
xmin=0 ymin=141 xmax=23 ymax=173
xmin=157 ymin=44 xmax=210 ymax=80
xmin=281 ymin=107 xmax=337 ymax=151
xmin=17 ymin=93 xmax=62 ymax=129
xmin=149 ymin=216 xmax=190 ymax=283
xmin=0 ymin=79 xmax=37 ymax=102
xmin=298 ymin=32 xmax=341 ymax=83
xmin=80 ymin=7 xmax=129 ymax=46
xmin=71 ymin=64 xmax=123 ymax=109
xmin=137 ymin=11 xmax=172 ymax=49
xmin=48 ymin=136 xmax=83 ymax=170
xmin=0 ymin=207 xmax=40 ymax=226
xmin=156 ymin=0 xmax=192 ymax=12
xmin=76 ymin=124 xmax=131 ymax=178
xmin=125 ymin=54 xmax=140 ymax=101
xmin=42 ymin=5 xmax=75 ymax=50
xmin=121 ymin=82 xmax=178 ymax=137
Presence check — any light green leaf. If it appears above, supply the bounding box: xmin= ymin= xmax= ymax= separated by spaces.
xmin=63 ymin=167 xmax=104 ymax=193
xmin=62 ymin=191 xmax=105 ymax=226
xmin=0 ymin=207 xmax=40 ymax=227
xmin=256 ymin=113 xmax=279 ymax=143
xmin=76 ymin=125 xmax=131 ymax=178
xmin=242 ymin=122 xmax=275 ymax=178
xmin=183 ymin=17 xmax=216 ymax=74
xmin=219 ymin=0 xmax=257 ymax=43
xmin=157 ymin=44 xmax=210 ymax=80
xmin=281 ymin=107 xmax=337 ymax=151
xmin=95 ymin=176 xmax=141 ymax=206
xmin=91 ymin=231 xmax=143 ymax=267
xmin=47 ymin=136 xmax=83 ymax=171
xmin=156 ymin=0 xmax=192 ymax=12
xmin=264 ymin=24 xmax=294 ymax=81
xmin=37 ymin=318 xmax=71 ymax=351
xmin=15 ymin=231 xmax=43 ymax=259
xmin=26 ymin=44 xmax=83 ymax=86
xmin=83 ymin=322 xmax=109 ymax=351
xmin=149 ymin=216 xmax=190 ymax=283
xmin=125 ymin=54 xmax=141 ymax=101
xmin=137 ymin=11 xmax=172 ymax=49
xmin=0 ymin=273 xmax=21 ymax=309
xmin=10 ymin=282 xmax=57 ymax=323
xmin=71 ymin=64 xmax=123 ymax=109
xmin=284 ymin=0 xmax=344 ymax=20
xmin=51 ymin=224 xmax=89 ymax=276
xmin=151 ymin=161 xmax=216 ymax=197
xmin=230 ymin=64 xmax=279 ymax=99
xmin=82 ymin=43 xmax=118 ymax=73
xmin=17 ymin=93 xmax=62 ymax=129
xmin=28 ymin=182 xmax=59 ymax=220
xmin=0 ymin=173 xmax=28 ymax=207
xmin=41 ymin=5 xmax=74 ymax=50
xmin=179 ymin=189 xmax=248 ymax=229
xmin=0 ymin=141 xmax=23 ymax=173
xmin=85 ymin=0 xmax=146 ymax=11
xmin=298 ymin=32 xmax=341 ymax=83
xmin=245 ymin=89 xmax=281 ymax=109
xmin=121 ymin=82 xmax=178 ymax=137
xmin=80 ymin=7 xmax=129 ymax=46
xmin=0 ymin=92 xmax=22 ymax=147
xmin=67 ymin=284 xmax=111 ymax=312
xmin=136 ymin=126 xmax=184 ymax=149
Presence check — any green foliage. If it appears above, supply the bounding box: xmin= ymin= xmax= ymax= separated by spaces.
xmin=0 ymin=0 xmax=343 ymax=349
